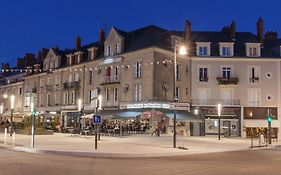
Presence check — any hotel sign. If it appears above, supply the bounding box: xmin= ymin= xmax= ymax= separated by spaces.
xmin=126 ymin=103 xmax=171 ymax=109
xmin=120 ymin=102 xmax=190 ymax=111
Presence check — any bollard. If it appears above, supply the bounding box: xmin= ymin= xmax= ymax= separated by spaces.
xmin=4 ymin=128 xmax=7 ymax=145
xmin=250 ymin=137 xmax=253 ymax=148
xmin=12 ymin=131 xmax=15 ymax=146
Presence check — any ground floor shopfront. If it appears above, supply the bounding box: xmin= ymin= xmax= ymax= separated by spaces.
xmin=192 ymin=106 xmax=241 ymax=137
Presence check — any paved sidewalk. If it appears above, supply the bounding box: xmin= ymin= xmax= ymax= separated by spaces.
xmin=0 ymin=133 xmax=277 ymax=157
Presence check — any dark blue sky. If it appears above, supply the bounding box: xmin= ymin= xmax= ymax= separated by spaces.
xmin=1 ymin=0 xmax=281 ymax=66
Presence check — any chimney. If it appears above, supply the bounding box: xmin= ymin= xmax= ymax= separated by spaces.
xmin=2 ymin=63 xmax=10 ymax=70
xmin=76 ymin=35 xmax=81 ymax=50
xmin=99 ymin=28 xmax=105 ymax=44
xmin=24 ymin=53 xmax=35 ymax=67
xmin=17 ymin=58 xmax=25 ymax=69
xmin=184 ymin=20 xmax=191 ymax=42
xmin=230 ymin=21 xmax=236 ymax=38
xmin=257 ymin=17 xmax=264 ymax=45
xmin=265 ymin=31 xmax=278 ymax=41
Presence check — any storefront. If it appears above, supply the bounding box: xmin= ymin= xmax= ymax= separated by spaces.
xmin=201 ymin=106 xmax=241 ymax=137
xmin=243 ymin=107 xmax=278 ymax=138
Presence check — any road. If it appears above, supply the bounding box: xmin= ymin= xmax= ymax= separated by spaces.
xmin=0 ymin=147 xmax=281 ymax=175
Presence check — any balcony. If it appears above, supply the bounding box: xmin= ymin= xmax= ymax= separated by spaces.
xmin=191 ymin=99 xmax=240 ymax=106
xmin=63 ymin=81 xmax=80 ymax=90
xmin=100 ymin=75 xmax=120 ymax=85
xmin=249 ymin=77 xmax=259 ymax=83
xmin=46 ymin=85 xmax=52 ymax=91
xmin=216 ymin=77 xmax=239 ymax=85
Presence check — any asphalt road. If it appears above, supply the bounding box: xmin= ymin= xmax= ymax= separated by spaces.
xmin=0 ymin=147 xmax=281 ymax=175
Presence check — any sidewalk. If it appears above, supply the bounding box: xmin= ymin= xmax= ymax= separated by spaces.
xmin=0 ymin=133 xmax=277 ymax=158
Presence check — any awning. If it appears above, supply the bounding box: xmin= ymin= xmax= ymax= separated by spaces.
xmin=84 ymin=108 xmax=201 ymax=121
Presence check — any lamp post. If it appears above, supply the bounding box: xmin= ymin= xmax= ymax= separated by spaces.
xmin=217 ymin=103 xmax=222 ymax=140
xmin=31 ymin=102 xmax=35 ymax=147
xmin=10 ymin=95 xmax=15 ymax=136
xmin=173 ymin=41 xmax=187 ymax=148
xmin=77 ymin=99 xmax=82 ymax=129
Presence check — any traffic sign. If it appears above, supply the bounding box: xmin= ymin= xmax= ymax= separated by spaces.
xmin=92 ymin=115 xmax=102 ymax=124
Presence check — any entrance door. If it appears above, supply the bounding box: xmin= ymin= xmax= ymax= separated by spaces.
xmin=223 ymin=121 xmax=231 ymax=137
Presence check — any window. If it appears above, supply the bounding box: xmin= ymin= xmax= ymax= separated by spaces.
xmin=176 ymin=64 xmax=180 ymax=80
xmin=40 ymin=79 xmax=44 ymax=87
xmin=18 ymin=87 xmax=22 ymax=96
xmin=249 ymin=47 xmax=257 ymax=56
xmin=47 ymin=94 xmax=51 ymax=106
xmin=198 ymin=88 xmax=210 ymax=105
xmin=135 ymin=84 xmax=142 ymax=102
xmin=107 ymin=46 xmax=111 ymax=55
xmin=55 ymin=93 xmax=59 ymax=105
xmin=39 ymin=94 xmax=43 ymax=106
xmin=47 ymin=77 xmax=51 ymax=85
xmin=115 ymin=44 xmax=118 ymax=54
xmin=135 ymin=61 xmax=142 ymax=78
xmin=222 ymin=67 xmax=231 ymax=79
xmin=74 ymin=73 xmax=79 ymax=82
xmin=175 ymin=87 xmax=180 ymax=101
xmin=114 ymin=66 xmax=119 ymax=81
xmin=70 ymin=91 xmax=75 ymax=104
xmin=222 ymin=47 xmax=231 ymax=56
xmin=106 ymin=88 xmax=110 ymax=102
xmin=68 ymin=74 xmax=73 ymax=82
xmin=55 ymin=76 xmax=60 ymax=86
xmin=199 ymin=46 xmax=208 ymax=56
xmin=199 ymin=67 xmax=208 ymax=82
xmin=89 ymin=70 xmax=93 ymax=84
xmin=249 ymin=66 xmax=260 ymax=83
xmin=221 ymin=88 xmax=233 ymax=105
xmin=114 ymin=88 xmax=118 ymax=103
xmin=248 ymin=89 xmax=260 ymax=106
xmin=64 ymin=92 xmax=68 ymax=105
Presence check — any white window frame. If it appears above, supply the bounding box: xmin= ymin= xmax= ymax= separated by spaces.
xmin=248 ymin=65 xmax=261 ymax=83
xmin=219 ymin=42 xmax=234 ymax=57
xmin=47 ymin=94 xmax=51 ymax=106
xmin=247 ymin=88 xmax=261 ymax=107
xmin=198 ymin=66 xmax=209 ymax=82
xmin=221 ymin=65 xmax=233 ymax=79
xmin=135 ymin=84 xmax=142 ymax=102
xmin=135 ymin=60 xmax=142 ymax=78
xmin=246 ymin=43 xmax=261 ymax=57
xmin=114 ymin=87 xmax=118 ymax=103
xmin=196 ymin=42 xmax=211 ymax=56
xmin=175 ymin=86 xmax=180 ymax=101
xmin=106 ymin=88 xmax=110 ymax=102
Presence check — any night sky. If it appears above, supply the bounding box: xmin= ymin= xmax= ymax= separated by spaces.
xmin=1 ymin=0 xmax=281 ymax=66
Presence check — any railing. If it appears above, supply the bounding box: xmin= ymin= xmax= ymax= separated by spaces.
xmin=199 ymin=77 xmax=208 ymax=82
xmin=249 ymin=77 xmax=259 ymax=83
xmin=101 ymin=75 xmax=120 ymax=84
xmin=63 ymin=81 xmax=80 ymax=90
xmin=216 ymin=77 xmax=239 ymax=85
xmin=191 ymin=99 xmax=240 ymax=106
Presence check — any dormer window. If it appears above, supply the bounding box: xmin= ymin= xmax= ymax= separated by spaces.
xmin=219 ymin=42 xmax=234 ymax=57
xmin=246 ymin=43 xmax=261 ymax=57
xmin=196 ymin=42 xmax=210 ymax=56
xmin=74 ymin=52 xmax=82 ymax=64
xmin=88 ymin=48 xmax=97 ymax=60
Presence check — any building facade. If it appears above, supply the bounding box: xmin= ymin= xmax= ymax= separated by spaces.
xmin=1 ymin=18 xmax=281 ymax=138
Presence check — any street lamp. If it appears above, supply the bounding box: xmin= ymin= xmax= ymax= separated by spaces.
xmin=10 ymin=95 xmax=15 ymax=136
xmin=31 ymin=102 xmax=35 ymax=147
xmin=217 ymin=103 xmax=222 ymax=140
xmin=173 ymin=42 xmax=187 ymax=148
xmin=77 ymin=99 xmax=82 ymax=128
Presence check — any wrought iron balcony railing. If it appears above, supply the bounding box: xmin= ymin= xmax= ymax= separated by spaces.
xmin=100 ymin=75 xmax=120 ymax=85
xmin=191 ymin=99 xmax=240 ymax=106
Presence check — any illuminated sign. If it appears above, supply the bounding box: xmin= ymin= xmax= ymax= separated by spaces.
xmin=126 ymin=103 xmax=171 ymax=109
